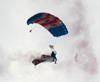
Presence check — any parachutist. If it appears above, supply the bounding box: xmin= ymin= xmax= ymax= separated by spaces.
xmin=26 ymin=12 xmax=69 ymax=67
xmin=50 ymin=45 xmax=57 ymax=64
xmin=32 ymin=45 xmax=57 ymax=66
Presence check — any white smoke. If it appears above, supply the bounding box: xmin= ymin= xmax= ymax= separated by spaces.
xmin=0 ymin=0 xmax=100 ymax=82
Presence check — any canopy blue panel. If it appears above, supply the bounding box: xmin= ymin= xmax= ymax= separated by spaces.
xmin=27 ymin=12 xmax=68 ymax=37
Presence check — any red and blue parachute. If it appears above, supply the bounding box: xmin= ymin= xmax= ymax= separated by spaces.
xmin=27 ymin=12 xmax=68 ymax=37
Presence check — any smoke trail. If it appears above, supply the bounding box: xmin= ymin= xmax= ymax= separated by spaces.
xmin=69 ymin=0 xmax=98 ymax=74
xmin=0 ymin=47 xmax=10 ymax=77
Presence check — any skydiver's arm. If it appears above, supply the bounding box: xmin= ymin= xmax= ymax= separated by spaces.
xmin=51 ymin=48 xmax=57 ymax=54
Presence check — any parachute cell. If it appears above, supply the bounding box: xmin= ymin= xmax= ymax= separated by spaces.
xmin=27 ymin=12 xmax=68 ymax=37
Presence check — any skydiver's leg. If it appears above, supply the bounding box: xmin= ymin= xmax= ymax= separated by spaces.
xmin=54 ymin=57 xmax=57 ymax=64
xmin=54 ymin=59 xmax=56 ymax=64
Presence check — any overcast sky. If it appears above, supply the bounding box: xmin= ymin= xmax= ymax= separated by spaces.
xmin=0 ymin=0 xmax=100 ymax=82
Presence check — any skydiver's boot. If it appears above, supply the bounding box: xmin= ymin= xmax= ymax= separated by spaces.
xmin=54 ymin=59 xmax=57 ymax=64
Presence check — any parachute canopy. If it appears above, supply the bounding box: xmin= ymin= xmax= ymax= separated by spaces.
xmin=27 ymin=12 xmax=68 ymax=37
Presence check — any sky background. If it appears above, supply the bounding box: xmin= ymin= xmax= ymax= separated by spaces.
xmin=0 ymin=0 xmax=100 ymax=82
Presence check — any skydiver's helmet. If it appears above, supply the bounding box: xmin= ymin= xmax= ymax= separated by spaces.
xmin=49 ymin=45 xmax=54 ymax=48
